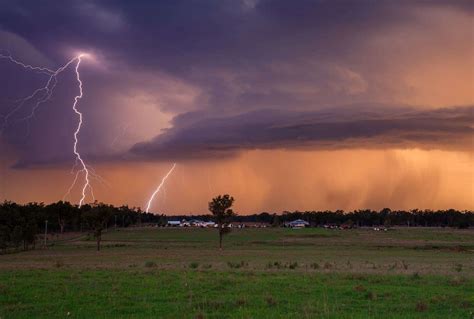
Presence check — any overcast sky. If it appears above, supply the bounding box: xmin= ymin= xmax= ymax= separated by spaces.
xmin=0 ymin=0 xmax=472 ymax=213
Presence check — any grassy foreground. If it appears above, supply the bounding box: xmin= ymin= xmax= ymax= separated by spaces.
xmin=1 ymin=270 xmax=472 ymax=318
xmin=0 ymin=227 xmax=473 ymax=318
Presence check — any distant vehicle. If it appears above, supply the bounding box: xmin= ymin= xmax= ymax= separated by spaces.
xmin=169 ymin=219 xmax=216 ymax=228
xmin=286 ymin=219 xmax=310 ymax=228
xmin=229 ymin=222 xmax=270 ymax=228
xmin=167 ymin=220 xmax=181 ymax=227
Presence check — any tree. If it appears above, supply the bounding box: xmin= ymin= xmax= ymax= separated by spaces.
xmin=0 ymin=225 xmax=9 ymax=253
xmin=11 ymin=226 xmax=23 ymax=250
xmin=82 ymin=202 xmax=113 ymax=251
xmin=46 ymin=201 xmax=74 ymax=234
xmin=271 ymin=214 xmax=280 ymax=227
xmin=208 ymin=194 xmax=236 ymax=249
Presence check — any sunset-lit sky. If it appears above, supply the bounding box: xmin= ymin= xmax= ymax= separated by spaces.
xmin=0 ymin=0 xmax=473 ymax=214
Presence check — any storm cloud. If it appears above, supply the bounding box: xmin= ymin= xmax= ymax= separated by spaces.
xmin=0 ymin=0 xmax=472 ymax=167
xmin=131 ymin=105 xmax=474 ymax=160
xmin=0 ymin=0 xmax=472 ymax=210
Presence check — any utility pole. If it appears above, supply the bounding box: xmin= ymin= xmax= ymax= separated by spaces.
xmin=44 ymin=220 xmax=48 ymax=247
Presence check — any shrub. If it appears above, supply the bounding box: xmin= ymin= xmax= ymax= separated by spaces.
xmin=323 ymin=262 xmax=333 ymax=270
xmin=144 ymin=261 xmax=157 ymax=268
xmin=189 ymin=262 xmax=199 ymax=269
xmin=310 ymin=262 xmax=319 ymax=269
xmin=265 ymin=261 xmax=286 ymax=270
xmin=227 ymin=261 xmax=247 ymax=269
xmin=288 ymin=262 xmax=298 ymax=269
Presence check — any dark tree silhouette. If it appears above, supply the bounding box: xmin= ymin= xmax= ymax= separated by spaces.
xmin=208 ymin=194 xmax=236 ymax=249
xmin=46 ymin=201 xmax=74 ymax=234
xmin=82 ymin=202 xmax=113 ymax=251
xmin=0 ymin=199 xmax=472 ymax=255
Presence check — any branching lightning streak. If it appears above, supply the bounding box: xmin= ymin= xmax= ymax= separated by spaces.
xmin=0 ymin=53 xmax=94 ymax=207
xmin=70 ymin=54 xmax=91 ymax=207
xmin=145 ymin=163 xmax=177 ymax=213
xmin=0 ymin=52 xmax=55 ymax=74
xmin=0 ymin=54 xmax=79 ymax=133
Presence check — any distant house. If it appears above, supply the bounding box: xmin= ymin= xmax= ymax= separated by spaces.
xmin=286 ymin=219 xmax=310 ymax=228
xmin=188 ymin=219 xmax=203 ymax=227
xmin=202 ymin=221 xmax=216 ymax=228
xmin=167 ymin=220 xmax=181 ymax=227
xmin=229 ymin=222 xmax=270 ymax=228
xmin=179 ymin=219 xmax=216 ymax=228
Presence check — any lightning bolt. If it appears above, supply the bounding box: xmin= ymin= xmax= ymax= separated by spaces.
xmin=0 ymin=53 xmax=77 ymax=133
xmin=70 ymin=54 xmax=91 ymax=207
xmin=0 ymin=52 xmax=95 ymax=207
xmin=0 ymin=53 xmax=55 ymax=74
xmin=145 ymin=163 xmax=177 ymax=213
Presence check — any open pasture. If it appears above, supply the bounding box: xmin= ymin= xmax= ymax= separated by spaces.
xmin=0 ymin=227 xmax=473 ymax=318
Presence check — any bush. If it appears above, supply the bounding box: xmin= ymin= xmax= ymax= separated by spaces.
xmin=323 ymin=262 xmax=333 ymax=270
xmin=189 ymin=262 xmax=199 ymax=269
xmin=227 ymin=261 xmax=247 ymax=269
xmin=310 ymin=262 xmax=319 ymax=269
xmin=144 ymin=261 xmax=157 ymax=268
xmin=288 ymin=262 xmax=298 ymax=269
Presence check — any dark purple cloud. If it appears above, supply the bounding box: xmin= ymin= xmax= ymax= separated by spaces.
xmin=0 ymin=0 xmax=472 ymax=167
xmin=130 ymin=105 xmax=474 ymax=160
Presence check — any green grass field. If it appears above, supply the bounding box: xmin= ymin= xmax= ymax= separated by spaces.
xmin=1 ymin=227 xmax=473 ymax=318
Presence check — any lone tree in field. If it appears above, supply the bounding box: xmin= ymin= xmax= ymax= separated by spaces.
xmin=208 ymin=194 xmax=235 ymax=249
xmin=83 ymin=202 xmax=113 ymax=251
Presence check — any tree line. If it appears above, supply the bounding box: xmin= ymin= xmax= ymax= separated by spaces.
xmin=0 ymin=201 xmax=156 ymax=252
xmin=1 ymin=199 xmax=472 ymax=253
